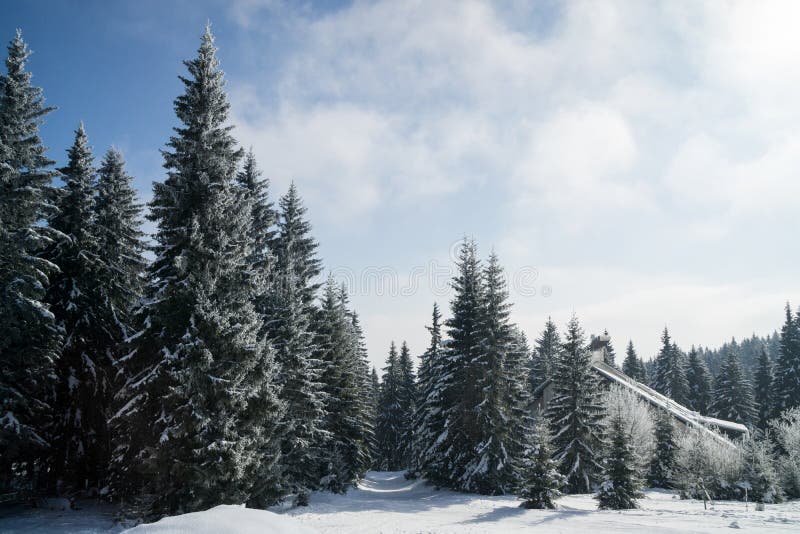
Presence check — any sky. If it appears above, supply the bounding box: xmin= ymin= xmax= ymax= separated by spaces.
xmin=4 ymin=0 xmax=800 ymax=369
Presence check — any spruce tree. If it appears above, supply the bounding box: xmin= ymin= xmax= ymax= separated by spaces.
xmin=774 ymin=303 xmax=800 ymax=414
xmin=651 ymin=328 xmax=689 ymax=405
xmin=111 ymin=27 xmax=284 ymax=513
xmin=754 ymin=347 xmax=774 ymax=430
xmin=596 ymin=411 xmax=644 ymax=510
xmin=648 ymin=412 xmax=676 ymax=488
xmin=397 ymin=341 xmax=417 ymax=468
xmin=459 ymin=251 xmax=513 ymax=494
xmin=316 ymin=279 xmax=372 ymax=491
xmin=685 ymin=346 xmax=712 ymax=414
xmin=603 ymin=329 xmax=617 ymax=367
xmin=504 ymin=326 xmax=535 ymax=490
xmin=0 ymin=31 xmax=62 ymax=493
xmin=531 ymin=317 xmax=560 ymax=391
xmin=622 ymin=341 xmax=645 ymax=382
xmin=519 ymin=417 xmax=565 ymax=509
xmin=546 ymin=314 xmax=605 ymax=493
xmin=740 ymin=433 xmax=783 ymax=504
xmin=46 ymin=125 xmax=118 ymax=493
xmin=273 ymin=183 xmax=322 ymax=311
xmin=375 ymin=342 xmax=403 ymax=470
xmin=710 ymin=350 xmax=756 ymax=427
xmin=412 ymin=303 xmax=446 ymax=480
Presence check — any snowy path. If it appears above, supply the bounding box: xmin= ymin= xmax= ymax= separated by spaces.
xmin=283 ymin=471 xmax=800 ymax=533
xmin=1 ymin=472 xmax=798 ymax=533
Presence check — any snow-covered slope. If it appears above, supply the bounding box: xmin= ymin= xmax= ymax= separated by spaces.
xmin=122 ymin=505 xmax=318 ymax=534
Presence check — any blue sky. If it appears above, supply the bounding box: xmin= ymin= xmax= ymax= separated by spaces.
xmin=5 ymin=0 xmax=800 ymax=367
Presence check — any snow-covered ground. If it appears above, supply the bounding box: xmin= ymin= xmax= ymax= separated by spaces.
xmin=1 ymin=471 xmax=798 ymax=533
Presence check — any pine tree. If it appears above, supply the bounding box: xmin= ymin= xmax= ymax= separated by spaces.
xmin=110 ymin=27 xmax=284 ymax=514
xmin=651 ymin=328 xmax=689 ymax=405
xmin=428 ymin=239 xmax=484 ymax=489
xmin=710 ymin=350 xmax=756 ymax=427
xmin=459 ymin=251 xmax=513 ymax=494
xmin=504 ymin=326 xmax=535 ymax=490
xmin=273 ymin=183 xmax=322 ymax=311
xmin=596 ymin=411 xmax=644 ymax=510
xmin=603 ymin=330 xmax=617 ymax=367
xmin=648 ymin=412 xmax=676 ymax=488
xmin=519 ymin=417 xmax=565 ymax=509
xmin=546 ymin=314 xmax=606 ymax=493
xmin=754 ymin=347 xmax=774 ymax=430
xmin=685 ymin=346 xmax=712 ymax=414
xmin=774 ymin=303 xmax=800 ymax=414
xmin=0 ymin=30 xmax=62 ymax=493
xmin=531 ymin=317 xmax=560 ymax=391
xmin=316 ymin=280 xmax=372 ymax=492
xmin=411 ymin=303 xmax=446 ymax=480
xmin=622 ymin=340 xmax=645 ymax=382
xmin=397 ymin=341 xmax=417 ymax=468
xmin=375 ymin=342 xmax=404 ymax=470
xmin=46 ymin=125 xmax=119 ymax=493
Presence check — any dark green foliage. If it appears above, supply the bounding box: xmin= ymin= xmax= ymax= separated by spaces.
xmin=375 ymin=342 xmax=404 ymax=470
xmin=711 ymin=350 xmax=756 ymax=427
xmin=546 ymin=314 xmax=606 ymax=493
xmin=0 ymin=30 xmax=62 ymax=493
xmin=603 ymin=330 xmax=617 ymax=367
xmin=596 ymin=413 xmax=644 ymax=510
xmin=685 ymin=346 xmax=712 ymax=414
xmin=774 ymin=303 xmax=800 ymax=414
xmin=397 ymin=341 xmax=417 ymax=467
xmin=622 ymin=340 xmax=646 ymax=382
xmin=531 ymin=317 xmax=559 ymax=391
xmin=754 ymin=348 xmax=773 ymax=430
xmin=651 ymin=328 xmax=689 ymax=405
xmin=519 ymin=417 xmax=565 ymax=509
xmin=648 ymin=412 xmax=676 ymax=488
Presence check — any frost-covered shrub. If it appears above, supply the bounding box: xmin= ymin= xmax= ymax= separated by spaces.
xmin=675 ymin=428 xmax=743 ymax=500
xmin=739 ymin=433 xmax=782 ymax=503
xmin=770 ymin=407 xmax=800 ymax=498
xmin=602 ymin=386 xmax=655 ymax=477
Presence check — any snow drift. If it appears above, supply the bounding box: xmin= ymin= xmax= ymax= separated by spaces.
xmin=121 ymin=504 xmax=318 ymax=534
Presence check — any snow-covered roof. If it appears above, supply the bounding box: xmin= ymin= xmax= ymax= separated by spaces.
xmin=591 ymin=361 xmax=748 ymax=444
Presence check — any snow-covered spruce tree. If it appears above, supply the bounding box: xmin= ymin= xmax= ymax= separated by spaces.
xmin=0 ymin=30 xmax=62 ymax=493
xmin=602 ymin=386 xmax=655 ymax=479
xmin=397 ymin=341 xmax=417 ymax=468
xmin=596 ymin=410 xmax=644 ymax=510
xmin=273 ymin=182 xmax=322 ymax=312
xmin=622 ymin=340 xmax=646 ymax=382
xmin=531 ymin=317 xmax=560 ymax=391
xmin=428 ymin=238 xmax=484 ymax=489
xmin=651 ymin=328 xmax=689 ymax=405
xmin=411 ymin=303 xmax=447 ymax=480
xmin=602 ymin=330 xmax=617 ymax=367
xmin=740 ymin=432 xmax=783 ymax=504
xmin=111 ymin=27 xmax=285 ymax=514
xmin=316 ymin=280 xmax=372 ymax=492
xmin=685 ymin=346 xmax=712 ymax=414
xmin=648 ymin=411 xmax=676 ymax=488
xmin=350 ymin=311 xmax=376 ymax=475
xmin=45 ymin=125 xmax=116 ymax=493
xmin=504 ymin=326 xmax=535 ymax=490
xmin=375 ymin=341 xmax=404 ymax=470
xmin=754 ymin=347 xmax=773 ymax=430
xmin=459 ymin=251 xmax=514 ymax=494
xmin=774 ymin=303 xmax=800 ymax=415
xmin=270 ymin=260 xmax=326 ymax=505
xmin=710 ymin=350 xmax=756 ymax=428
xmin=546 ymin=314 xmax=606 ymax=493
xmin=518 ymin=417 xmax=565 ymax=509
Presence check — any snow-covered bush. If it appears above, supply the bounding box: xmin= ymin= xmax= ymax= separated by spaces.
xmin=674 ymin=428 xmax=743 ymax=500
xmin=770 ymin=407 xmax=800 ymax=498
xmin=602 ymin=385 xmax=655 ymax=477
xmin=739 ymin=432 xmax=782 ymax=503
